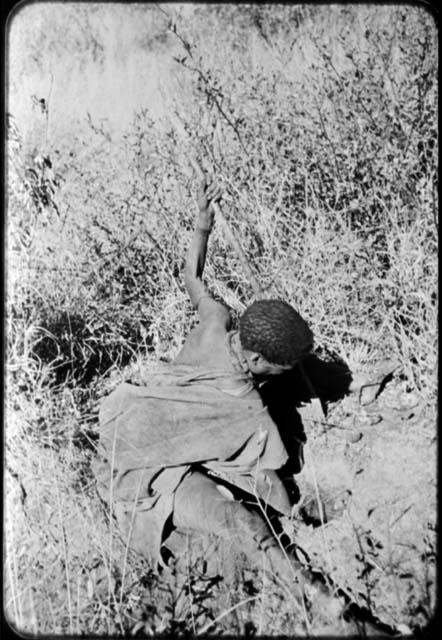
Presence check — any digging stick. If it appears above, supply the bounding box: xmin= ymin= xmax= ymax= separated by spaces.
xmin=189 ymin=155 xmax=265 ymax=299
xmin=190 ymin=154 xmax=327 ymax=418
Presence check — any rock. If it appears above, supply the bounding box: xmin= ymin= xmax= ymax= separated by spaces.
xmin=346 ymin=430 xmax=363 ymax=443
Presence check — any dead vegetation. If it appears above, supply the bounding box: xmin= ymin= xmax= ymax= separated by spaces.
xmin=5 ymin=3 xmax=437 ymax=636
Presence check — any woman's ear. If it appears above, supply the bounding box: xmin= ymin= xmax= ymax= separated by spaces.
xmin=243 ymin=350 xmax=266 ymax=372
xmin=249 ymin=352 xmax=262 ymax=365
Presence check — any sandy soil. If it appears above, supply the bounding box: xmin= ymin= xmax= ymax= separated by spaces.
xmin=159 ymin=370 xmax=437 ymax=635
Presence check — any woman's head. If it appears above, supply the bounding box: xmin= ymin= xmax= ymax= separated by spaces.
xmin=239 ymin=299 xmax=313 ymax=375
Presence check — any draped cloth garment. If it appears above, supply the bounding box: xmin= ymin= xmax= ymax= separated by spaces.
xmin=93 ymin=363 xmax=290 ymax=563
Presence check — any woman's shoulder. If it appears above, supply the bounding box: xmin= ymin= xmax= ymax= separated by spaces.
xmin=174 ymin=321 xmax=234 ymax=370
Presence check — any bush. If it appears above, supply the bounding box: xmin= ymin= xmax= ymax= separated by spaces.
xmin=6 ymin=5 xmax=437 ymax=635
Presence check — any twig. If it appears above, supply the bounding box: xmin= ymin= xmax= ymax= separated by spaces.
xmin=51 ymin=449 xmax=73 ymax=635
xmin=185 ymin=536 xmax=197 ymax=636
xmin=196 ymin=595 xmax=259 ymax=635
xmin=176 ymin=57 xmax=249 ymax=157
xmin=155 ymin=3 xmax=249 ymax=157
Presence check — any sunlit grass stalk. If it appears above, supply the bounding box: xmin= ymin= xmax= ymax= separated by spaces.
xmin=50 ymin=447 xmax=74 ymax=635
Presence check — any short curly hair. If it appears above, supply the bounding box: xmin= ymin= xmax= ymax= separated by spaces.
xmin=239 ymin=299 xmax=313 ymax=366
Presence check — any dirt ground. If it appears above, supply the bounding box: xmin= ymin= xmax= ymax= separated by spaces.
xmin=154 ymin=368 xmax=437 ymax=635
xmin=295 ymin=371 xmax=437 ymax=633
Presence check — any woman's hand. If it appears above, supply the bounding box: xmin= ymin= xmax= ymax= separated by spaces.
xmin=197 ymin=177 xmax=223 ymax=231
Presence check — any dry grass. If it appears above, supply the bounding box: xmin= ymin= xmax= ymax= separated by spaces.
xmin=6 ymin=3 xmax=437 ymax=636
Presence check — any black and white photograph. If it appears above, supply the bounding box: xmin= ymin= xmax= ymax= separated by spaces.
xmin=5 ymin=2 xmax=437 ymax=637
